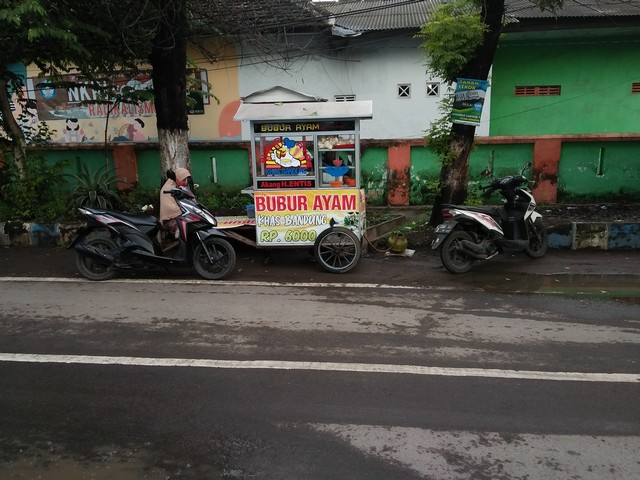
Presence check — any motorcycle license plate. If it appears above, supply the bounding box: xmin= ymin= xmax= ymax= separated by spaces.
xmin=435 ymin=223 xmax=454 ymax=234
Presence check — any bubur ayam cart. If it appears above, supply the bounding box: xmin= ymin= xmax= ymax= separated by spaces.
xmin=216 ymin=89 xmax=373 ymax=274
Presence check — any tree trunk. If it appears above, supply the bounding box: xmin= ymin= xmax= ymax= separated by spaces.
xmin=0 ymin=77 xmax=27 ymax=177
xmin=429 ymin=123 xmax=476 ymax=224
xmin=157 ymin=128 xmax=190 ymax=173
xmin=150 ymin=0 xmax=190 ymax=181
xmin=429 ymin=0 xmax=506 ymax=225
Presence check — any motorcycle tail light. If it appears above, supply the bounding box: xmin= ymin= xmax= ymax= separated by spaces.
xmin=442 ymin=209 xmax=453 ymax=219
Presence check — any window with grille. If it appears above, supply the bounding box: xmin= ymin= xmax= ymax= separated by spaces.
xmin=515 ymin=85 xmax=561 ymax=96
xmin=397 ymin=84 xmax=411 ymax=98
xmin=632 ymin=83 xmax=640 ymax=94
xmin=335 ymin=94 xmax=356 ymax=102
xmin=426 ymin=82 xmax=440 ymax=97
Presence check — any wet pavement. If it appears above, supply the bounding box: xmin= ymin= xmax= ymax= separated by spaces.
xmin=1 ymin=244 xmax=639 ymax=479
xmin=2 ymin=244 xmax=640 ymax=300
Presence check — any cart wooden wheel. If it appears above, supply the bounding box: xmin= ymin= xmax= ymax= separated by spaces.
xmin=314 ymin=227 xmax=361 ymax=274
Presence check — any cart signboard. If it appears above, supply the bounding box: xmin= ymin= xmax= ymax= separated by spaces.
xmin=254 ymin=189 xmax=366 ymax=246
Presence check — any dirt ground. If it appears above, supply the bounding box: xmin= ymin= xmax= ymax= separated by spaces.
xmin=395 ymin=203 xmax=640 ymax=253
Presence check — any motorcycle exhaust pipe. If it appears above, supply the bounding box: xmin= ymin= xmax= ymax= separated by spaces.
xmin=458 ymin=246 xmax=488 ymax=260
xmin=73 ymin=242 xmax=115 ymax=265
xmin=458 ymin=240 xmax=490 ymax=260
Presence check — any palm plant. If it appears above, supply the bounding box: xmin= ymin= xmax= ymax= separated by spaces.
xmin=68 ymin=164 xmax=121 ymax=209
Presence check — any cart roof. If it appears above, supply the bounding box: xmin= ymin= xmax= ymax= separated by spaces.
xmin=234 ymin=100 xmax=373 ymax=122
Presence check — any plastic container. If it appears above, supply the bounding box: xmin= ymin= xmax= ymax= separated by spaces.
xmin=246 ymin=204 xmax=255 ymax=218
xmin=329 ymin=181 xmax=343 ymax=187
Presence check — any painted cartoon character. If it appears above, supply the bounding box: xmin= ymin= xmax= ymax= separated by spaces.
xmin=126 ymin=118 xmax=146 ymax=141
xmin=263 ymin=137 xmax=312 ymax=173
xmin=63 ymin=118 xmax=85 ymax=142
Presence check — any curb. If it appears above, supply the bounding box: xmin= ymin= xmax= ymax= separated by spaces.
xmin=2 ymin=221 xmax=640 ymax=250
xmin=548 ymin=222 xmax=640 ymax=250
xmin=0 ymin=221 xmax=82 ymax=248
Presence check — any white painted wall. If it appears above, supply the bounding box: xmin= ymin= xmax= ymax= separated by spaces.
xmin=237 ymin=35 xmax=490 ymax=140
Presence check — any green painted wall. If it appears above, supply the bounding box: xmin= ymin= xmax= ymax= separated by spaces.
xmin=360 ymin=147 xmax=388 ymax=205
xmin=136 ymin=150 xmax=163 ymax=190
xmin=191 ymin=149 xmax=251 ymax=193
xmin=408 ymin=143 xmax=535 ymax=204
xmin=558 ymin=142 xmax=640 ymax=201
xmin=491 ymin=27 xmax=640 ymax=136
xmin=409 ymin=147 xmax=440 ymax=204
xmin=40 ymin=149 xmax=114 ymax=193
xmin=470 ymin=144 xmax=534 ymax=177
xmin=135 ymin=148 xmax=251 ymax=194
xmin=45 ymin=150 xmax=113 ymax=174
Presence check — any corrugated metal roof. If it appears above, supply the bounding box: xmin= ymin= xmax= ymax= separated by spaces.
xmin=312 ymin=0 xmax=640 ymax=33
xmin=505 ymin=0 xmax=640 ymax=19
xmin=313 ymin=0 xmax=439 ymax=32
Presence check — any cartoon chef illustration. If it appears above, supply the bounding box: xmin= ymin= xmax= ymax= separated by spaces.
xmin=263 ymin=137 xmax=312 ymax=173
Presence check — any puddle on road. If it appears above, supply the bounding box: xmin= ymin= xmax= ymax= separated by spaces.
xmin=0 ymin=441 xmax=223 ymax=480
xmin=458 ymin=273 xmax=640 ymax=303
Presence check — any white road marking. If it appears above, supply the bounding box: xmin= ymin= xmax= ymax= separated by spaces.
xmin=0 ymin=353 xmax=637 ymax=383
xmin=0 ymin=276 xmax=447 ymax=290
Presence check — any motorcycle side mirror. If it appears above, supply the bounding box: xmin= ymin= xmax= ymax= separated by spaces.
xmin=480 ymin=168 xmax=492 ymax=178
xmin=521 ymin=162 xmax=532 ymax=174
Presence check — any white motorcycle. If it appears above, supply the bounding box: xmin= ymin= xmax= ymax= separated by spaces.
xmin=431 ymin=162 xmax=548 ymax=273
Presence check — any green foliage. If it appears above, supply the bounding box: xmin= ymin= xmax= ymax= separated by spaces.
xmin=417 ymin=0 xmax=487 ymax=83
xmin=360 ymin=169 xmax=388 ymax=206
xmin=196 ymin=187 xmax=248 ymax=215
xmin=17 ymin=115 xmax=56 ymax=145
xmin=67 ymin=164 xmax=121 ymax=209
xmin=424 ymin=91 xmax=456 ymax=164
xmin=465 ymin=181 xmax=487 ymax=206
xmin=409 ymin=175 xmax=440 ymax=205
xmin=119 ymin=185 xmax=158 ymax=214
xmin=0 ymin=155 xmax=71 ymax=222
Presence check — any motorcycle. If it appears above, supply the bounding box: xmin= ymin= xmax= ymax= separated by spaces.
xmin=431 ymin=162 xmax=548 ymax=273
xmin=69 ymin=186 xmax=237 ymax=280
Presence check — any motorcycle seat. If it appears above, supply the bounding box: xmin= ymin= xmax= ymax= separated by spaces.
xmin=443 ymin=204 xmax=501 ymax=217
xmin=113 ymin=212 xmax=159 ymax=227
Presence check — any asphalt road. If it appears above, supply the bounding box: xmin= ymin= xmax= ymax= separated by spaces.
xmin=0 ymin=259 xmax=639 ymax=479
xmin=2 ymin=244 xmax=640 ymax=295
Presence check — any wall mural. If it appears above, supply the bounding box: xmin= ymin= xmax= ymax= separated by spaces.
xmin=8 ymin=69 xmax=245 ymax=144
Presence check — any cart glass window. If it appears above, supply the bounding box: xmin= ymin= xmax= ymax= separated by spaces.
xmin=252 ymin=121 xmax=358 ymax=190
xmin=318 ymin=134 xmax=356 ymax=187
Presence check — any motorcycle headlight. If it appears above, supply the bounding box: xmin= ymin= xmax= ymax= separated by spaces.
xmin=201 ymin=210 xmax=217 ymax=225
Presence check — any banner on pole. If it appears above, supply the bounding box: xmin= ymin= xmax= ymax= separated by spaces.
xmin=452 ymin=78 xmax=488 ymax=126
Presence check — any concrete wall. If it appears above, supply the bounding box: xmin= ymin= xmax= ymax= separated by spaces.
xmin=236 ymin=35 xmax=490 ymax=140
xmin=491 ymin=27 xmax=640 ymax=136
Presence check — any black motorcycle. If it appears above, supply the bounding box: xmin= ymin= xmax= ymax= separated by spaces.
xmin=69 ymin=187 xmax=236 ymax=280
xmin=431 ymin=162 xmax=548 ymax=273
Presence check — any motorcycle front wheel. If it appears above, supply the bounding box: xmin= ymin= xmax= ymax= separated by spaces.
xmin=524 ymin=218 xmax=548 ymax=259
xmin=440 ymin=230 xmax=475 ymax=274
xmin=75 ymin=236 xmax=118 ymax=281
xmin=193 ymin=237 xmax=236 ymax=280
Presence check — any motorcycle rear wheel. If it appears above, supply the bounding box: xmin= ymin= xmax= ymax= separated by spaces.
xmin=440 ymin=230 xmax=475 ymax=274
xmin=75 ymin=236 xmax=118 ymax=281
xmin=193 ymin=237 xmax=236 ymax=280
xmin=524 ymin=218 xmax=548 ymax=259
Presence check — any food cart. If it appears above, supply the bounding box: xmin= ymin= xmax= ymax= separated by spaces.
xmin=222 ymin=87 xmax=373 ymax=273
